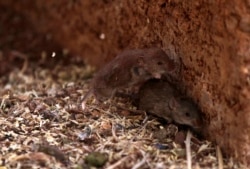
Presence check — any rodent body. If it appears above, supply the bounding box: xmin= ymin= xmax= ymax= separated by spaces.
xmin=138 ymin=80 xmax=202 ymax=129
xmin=84 ymin=48 xmax=176 ymax=102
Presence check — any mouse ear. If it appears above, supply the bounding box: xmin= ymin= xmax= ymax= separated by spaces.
xmin=169 ymin=98 xmax=178 ymax=110
xmin=131 ymin=66 xmax=146 ymax=76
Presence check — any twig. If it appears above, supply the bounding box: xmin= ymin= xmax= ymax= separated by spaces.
xmin=185 ymin=130 xmax=192 ymax=169
xmin=130 ymin=114 xmax=149 ymax=142
xmin=87 ymin=105 xmax=116 ymax=118
xmin=106 ymin=156 xmax=128 ymax=169
xmin=216 ymin=145 xmax=224 ymax=169
xmin=132 ymin=150 xmax=148 ymax=169
xmin=111 ymin=122 xmax=118 ymax=141
xmin=115 ymin=103 xmax=144 ymax=114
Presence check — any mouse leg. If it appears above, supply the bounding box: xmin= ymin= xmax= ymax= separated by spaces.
xmin=81 ymin=89 xmax=93 ymax=110
xmin=107 ymin=89 xmax=117 ymax=111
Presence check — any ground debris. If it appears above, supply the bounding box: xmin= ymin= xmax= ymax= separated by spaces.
xmin=0 ymin=52 xmax=245 ymax=169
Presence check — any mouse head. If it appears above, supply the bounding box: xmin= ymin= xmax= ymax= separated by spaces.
xmin=137 ymin=49 xmax=175 ymax=79
xmin=169 ymin=97 xmax=202 ymax=128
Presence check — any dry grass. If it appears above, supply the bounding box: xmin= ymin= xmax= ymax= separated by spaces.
xmin=0 ymin=52 xmax=245 ymax=169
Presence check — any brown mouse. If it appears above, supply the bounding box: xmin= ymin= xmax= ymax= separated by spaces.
xmin=82 ymin=48 xmax=175 ymax=104
xmin=138 ymin=80 xmax=202 ymax=129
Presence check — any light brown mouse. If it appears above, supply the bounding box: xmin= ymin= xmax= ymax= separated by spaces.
xmin=138 ymin=80 xmax=202 ymax=129
xmin=82 ymin=48 xmax=175 ymax=104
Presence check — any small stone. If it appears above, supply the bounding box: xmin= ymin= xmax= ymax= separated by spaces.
xmin=84 ymin=152 xmax=108 ymax=167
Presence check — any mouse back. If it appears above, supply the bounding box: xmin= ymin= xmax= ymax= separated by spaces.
xmin=139 ymin=80 xmax=175 ymax=117
xmin=90 ymin=48 xmax=176 ymax=102
xmin=92 ymin=49 xmax=148 ymax=88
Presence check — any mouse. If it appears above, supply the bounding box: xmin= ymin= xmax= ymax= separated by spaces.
xmin=138 ymin=80 xmax=202 ymax=129
xmin=82 ymin=48 xmax=176 ymax=105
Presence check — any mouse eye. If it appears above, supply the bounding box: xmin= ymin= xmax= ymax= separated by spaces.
xmin=157 ymin=61 xmax=163 ymax=65
xmin=185 ymin=112 xmax=191 ymax=117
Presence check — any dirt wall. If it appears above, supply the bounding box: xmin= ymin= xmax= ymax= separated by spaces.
xmin=0 ymin=0 xmax=250 ymax=165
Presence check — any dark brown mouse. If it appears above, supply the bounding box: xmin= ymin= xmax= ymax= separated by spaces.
xmin=82 ymin=48 xmax=175 ymax=104
xmin=138 ymin=80 xmax=202 ymax=129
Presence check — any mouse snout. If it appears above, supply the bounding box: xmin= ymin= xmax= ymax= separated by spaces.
xmin=152 ymin=73 xmax=162 ymax=79
xmin=151 ymin=68 xmax=168 ymax=79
